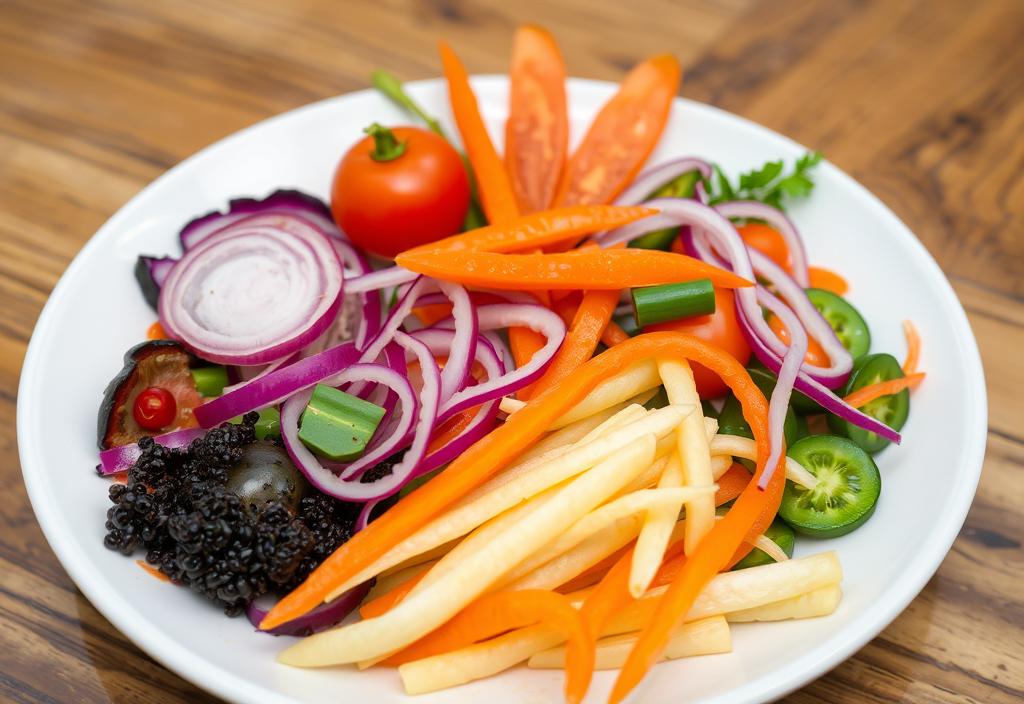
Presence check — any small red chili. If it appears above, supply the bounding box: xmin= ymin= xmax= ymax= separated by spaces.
xmin=133 ymin=386 xmax=177 ymax=430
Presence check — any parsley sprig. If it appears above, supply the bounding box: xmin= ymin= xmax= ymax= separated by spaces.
xmin=706 ymin=151 xmax=823 ymax=211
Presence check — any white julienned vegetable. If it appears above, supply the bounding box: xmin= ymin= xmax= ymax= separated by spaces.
xmin=279 ymin=437 xmax=659 ymax=666
xmin=710 ymin=433 xmax=818 ymax=489
xmin=548 ymin=359 xmax=661 ymax=428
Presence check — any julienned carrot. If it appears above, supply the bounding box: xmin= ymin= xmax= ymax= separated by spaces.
xmin=564 ymin=345 xmax=784 ymax=703
xmin=395 ymin=248 xmax=753 ymax=291
xmin=808 ymin=266 xmax=849 ymax=296
xmin=260 ymin=332 xmax=771 ymax=632
xmin=439 ymin=41 xmax=519 ymax=226
xmin=554 ymin=54 xmax=681 ymax=206
xmin=359 ymin=571 xmax=428 ymax=619
xmin=902 ymin=320 xmax=921 ymax=375
xmin=426 ymin=409 xmax=477 ymax=455
xmin=402 ymin=205 xmax=657 ymax=257
xmin=506 ymin=25 xmax=568 ymax=213
xmin=714 ymin=463 xmax=751 ymax=506
xmin=527 ymin=290 xmax=620 ymax=398
xmin=601 ymin=320 xmax=631 ymax=347
xmin=146 ymin=321 xmax=167 ymax=340
xmin=607 ymin=433 xmax=786 ymax=703
xmin=844 ymin=373 xmax=925 ymax=409
xmin=137 ymin=560 xmax=172 ymax=583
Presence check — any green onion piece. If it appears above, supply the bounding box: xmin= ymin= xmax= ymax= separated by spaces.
xmin=191 ymin=366 xmax=229 ymax=398
xmin=629 ymin=170 xmax=700 ymax=250
xmin=631 ymin=279 xmax=716 ymax=328
xmin=298 ymin=384 xmax=386 ymax=462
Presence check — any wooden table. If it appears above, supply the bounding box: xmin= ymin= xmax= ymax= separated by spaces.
xmin=2 ymin=0 xmax=1021 ymax=701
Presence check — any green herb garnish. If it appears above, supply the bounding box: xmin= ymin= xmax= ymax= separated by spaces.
xmin=706 ymin=151 xmax=822 ymax=211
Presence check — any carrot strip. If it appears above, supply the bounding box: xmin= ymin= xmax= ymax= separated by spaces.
xmin=808 ymin=266 xmax=849 ymax=295
xmin=402 ymin=204 xmax=657 ymax=256
xmin=439 ymin=41 xmax=519 ymax=226
xmin=555 ymin=55 xmax=681 ymax=206
xmin=844 ymin=373 xmax=925 ymax=408
xmin=601 ymin=320 xmax=631 ymax=347
xmin=506 ymin=24 xmax=568 ymax=213
xmin=426 ymin=409 xmax=477 ymax=455
xmin=146 ymin=321 xmax=167 ymax=340
xmin=379 ymin=590 xmax=592 ymax=702
xmin=527 ymin=290 xmax=620 ymax=398
xmin=902 ymin=320 xmax=921 ymax=375
xmin=359 ymin=571 xmax=428 ymax=619
xmin=769 ymin=313 xmax=829 ymax=366
xmin=395 ymin=248 xmax=753 ymax=291
xmin=137 ymin=560 xmax=172 ymax=583
xmin=261 ymin=332 xmax=770 ymax=632
xmin=714 ymin=463 xmax=751 ymax=506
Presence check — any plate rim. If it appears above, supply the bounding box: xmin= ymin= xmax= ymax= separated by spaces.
xmin=17 ymin=75 xmax=987 ymax=704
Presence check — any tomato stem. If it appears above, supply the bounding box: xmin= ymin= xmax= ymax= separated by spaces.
xmin=365 ymin=123 xmax=407 ymax=162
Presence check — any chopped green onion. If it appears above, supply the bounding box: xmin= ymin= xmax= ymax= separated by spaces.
xmin=298 ymin=384 xmax=386 ymax=462
xmin=631 ymin=279 xmax=715 ymax=327
xmin=629 ymin=170 xmax=700 ymax=250
xmin=191 ymin=366 xmax=229 ymax=397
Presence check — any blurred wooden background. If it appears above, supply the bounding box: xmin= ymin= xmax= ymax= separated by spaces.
xmin=2 ymin=0 xmax=1022 ymax=701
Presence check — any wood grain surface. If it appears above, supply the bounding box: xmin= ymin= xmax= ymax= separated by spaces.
xmin=2 ymin=0 xmax=1022 ymax=702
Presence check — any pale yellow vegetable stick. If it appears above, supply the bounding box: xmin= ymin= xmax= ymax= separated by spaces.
xmin=753 ymin=533 xmax=790 ymax=563
xmin=549 ymin=359 xmax=661 ymax=429
xmin=528 ymin=615 xmax=731 ymax=670
xmin=710 ymin=433 xmax=818 ymax=489
xmin=399 ymin=624 xmax=563 ymax=695
xmin=512 ymin=402 xmax=645 ymax=468
xmin=365 ymin=559 xmax=438 ymax=602
xmin=630 ymin=358 xmax=714 ymax=599
xmin=378 ymin=538 xmax=460 ymax=578
xmin=323 ymin=406 xmax=689 ymax=602
xmin=711 ymin=454 xmax=733 ymax=479
xmin=727 ymin=584 xmax=842 ymax=622
xmin=279 ymin=437 xmax=658 ymax=667
xmin=605 ymin=551 xmax=842 ymax=635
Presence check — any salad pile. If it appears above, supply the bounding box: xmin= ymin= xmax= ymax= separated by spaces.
xmin=96 ymin=25 xmax=925 ymax=703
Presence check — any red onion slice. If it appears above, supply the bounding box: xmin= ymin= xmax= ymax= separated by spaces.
xmin=245 ymin=578 xmax=371 ymax=637
xmin=194 ymin=343 xmax=359 ymax=428
xmin=159 ymin=219 xmax=344 ymax=366
xmin=346 ymin=266 xmax=418 ymax=294
xmin=96 ymin=427 xmax=206 ymax=476
xmin=714 ymin=201 xmax=810 ymax=286
xmin=280 ymin=333 xmax=440 ymax=501
xmin=613 ymin=157 xmax=713 ymax=206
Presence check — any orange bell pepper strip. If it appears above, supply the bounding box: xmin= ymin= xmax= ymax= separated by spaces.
xmin=260 ymin=332 xmax=769 ymax=632
xmin=808 ymin=266 xmax=850 ymax=295
xmin=426 ymin=409 xmax=478 ymax=455
xmin=554 ymin=55 xmax=681 ymax=206
xmin=439 ymin=41 xmax=519 ymax=226
xmin=527 ymin=289 xmax=620 ymax=398
xmin=402 ymin=204 xmax=657 ymax=256
xmin=359 ymin=570 xmax=428 ymax=619
xmin=395 ymin=248 xmax=753 ymax=292
xmin=714 ymin=463 xmax=751 ymax=506
xmin=844 ymin=373 xmax=925 ymax=408
xmin=902 ymin=320 xmax=921 ymax=374
xmin=601 ymin=320 xmax=631 ymax=347
xmin=506 ymin=25 xmax=568 ymax=213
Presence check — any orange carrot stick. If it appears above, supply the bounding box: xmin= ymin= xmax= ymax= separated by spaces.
xmin=714 ymin=463 xmax=751 ymax=506
xmin=439 ymin=41 xmax=519 ymax=226
xmin=601 ymin=320 xmax=631 ymax=347
xmin=527 ymin=289 xmax=620 ymax=398
xmin=506 ymin=25 xmax=568 ymax=213
xmin=555 ymin=55 xmax=681 ymax=206
xmin=378 ymin=590 xmax=593 ymax=701
xmin=902 ymin=320 xmax=921 ymax=375
xmin=395 ymin=248 xmax=753 ymax=291
xmin=137 ymin=560 xmax=172 ymax=583
xmin=359 ymin=571 xmax=428 ymax=619
xmin=844 ymin=373 xmax=925 ymax=408
xmin=261 ymin=332 xmax=770 ymax=632
xmin=808 ymin=266 xmax=849 ymax=296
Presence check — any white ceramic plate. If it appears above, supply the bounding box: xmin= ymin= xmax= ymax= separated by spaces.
xmin=18 ymin=77 xmax=986 ymax=704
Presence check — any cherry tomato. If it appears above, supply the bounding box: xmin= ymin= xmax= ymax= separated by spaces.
xmin=331 ymin=124 xmax=470 ymax=259
xmin=133 ymin=386 xmax=177 ymax=430
xmin=768 ymin=314 xmax=830 ymax=366
xmin=645 ymin=288 xmax=751 ymax=398
xmin=737 ymin=223 xmax=791 ymax=273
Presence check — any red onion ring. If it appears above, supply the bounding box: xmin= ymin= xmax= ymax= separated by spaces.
xmin=194 ymin=343 xmax=359 ymax=428
xmin=159 ymin=220 xmax=344 ymax=365
xmin=346 ymin=266 xmax=418 ymax=294
xmin=714 ymin=200 xmax=810 ymax=286
xmin=245 ymin=580 xmax=371 ymax=637
xmin=613 ymin=157 xmax=713 ymax=206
